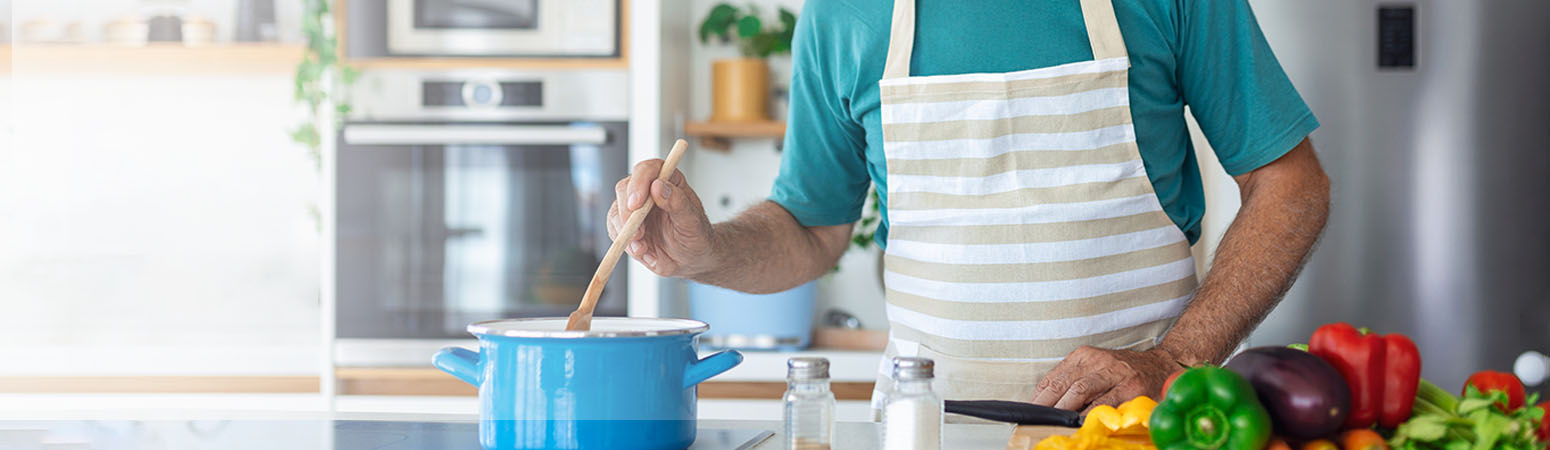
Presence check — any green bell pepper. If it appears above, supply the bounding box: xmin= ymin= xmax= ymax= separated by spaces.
xmin=1149 ymin=367 xmax=1273 ymax=450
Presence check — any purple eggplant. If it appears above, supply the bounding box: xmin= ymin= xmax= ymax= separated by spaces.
xmin=1224 ymin=346 xmax=1351 ymax=439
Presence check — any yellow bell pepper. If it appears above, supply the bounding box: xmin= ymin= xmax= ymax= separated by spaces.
xmin=1114 ymin=396 xmax=1157 ymax=435
xmin=1033 ymin=397 xmax=1159 ymax=450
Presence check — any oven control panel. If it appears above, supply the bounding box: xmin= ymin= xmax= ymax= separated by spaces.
xmin=347 ymin=70 xmax=627 ymax=121
xmin=421 ymin=80 xmax=544 ymax=109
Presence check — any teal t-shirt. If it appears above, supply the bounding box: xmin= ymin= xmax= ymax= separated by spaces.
xmin=768 ymin=0 xmax=1319 ymax=246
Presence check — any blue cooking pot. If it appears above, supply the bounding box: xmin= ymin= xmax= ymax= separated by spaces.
xmin=433 ymin=317 xmax=743 ymax=450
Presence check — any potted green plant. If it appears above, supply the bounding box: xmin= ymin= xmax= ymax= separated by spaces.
xmin=698 ymin=4 xmax=796 ymax=122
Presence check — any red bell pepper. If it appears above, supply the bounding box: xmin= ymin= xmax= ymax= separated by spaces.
xmin=1463 ymin=370 xmax=1525 ymax=412
xmin=1311 ymin=323 xmax=1386 ymax=429
xmin=1379 ymin=334 xmax=1421 ymax=428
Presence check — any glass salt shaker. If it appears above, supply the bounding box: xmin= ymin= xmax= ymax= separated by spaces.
xmin=883 ymin=357 xmax=942 ymax=450
xmin=784 ymin=357 xmax=836 ymax=450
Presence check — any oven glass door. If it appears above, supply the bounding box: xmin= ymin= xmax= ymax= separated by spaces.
xmin=337 ymin=122 xmax=627 ymax=339
xmin=387 ymin=0 xmax=617 ymax=56
xmin=413 ymin=0 xmax=538 ymax=30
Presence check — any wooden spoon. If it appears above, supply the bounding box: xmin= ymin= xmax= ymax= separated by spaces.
xmin=565 ymin=139 xmax=689 ymax=332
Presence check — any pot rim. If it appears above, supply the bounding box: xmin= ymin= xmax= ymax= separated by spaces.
xmin=467 ymin=317 xmax=710 ymax=339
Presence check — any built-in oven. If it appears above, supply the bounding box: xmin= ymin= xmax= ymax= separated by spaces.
xmin=383 ymin=0 xmax=618 ymax=57
xmin=334 ymin=69 xmax=628 ymax=366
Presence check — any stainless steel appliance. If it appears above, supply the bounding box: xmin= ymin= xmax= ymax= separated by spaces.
xmin=234 ymin=0 xmax=277 ymax=42
xmin=1244 ymin=0 xmax=1550 ymax=390
xmin=380 ymin=0 xmax=618 ymax=57
xmin=335 ymin=70 xmax=629 ymax=366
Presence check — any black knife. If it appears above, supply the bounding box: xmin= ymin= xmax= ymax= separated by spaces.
xmin=943 ymin=400 xmax=1082 ymax=427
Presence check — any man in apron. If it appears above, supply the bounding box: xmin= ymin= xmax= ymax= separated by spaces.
xmin=609 ymin=0 xmax=1329 ymax=413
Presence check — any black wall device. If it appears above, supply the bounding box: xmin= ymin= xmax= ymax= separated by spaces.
xmin=1379 ymin=5 xmax=1416 ymax=69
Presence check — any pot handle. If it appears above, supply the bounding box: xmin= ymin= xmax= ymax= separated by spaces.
xmin=684 ymin=350 xmax=744 ymax=388
xmin=432 ymin=346 xmax=483 ymax=386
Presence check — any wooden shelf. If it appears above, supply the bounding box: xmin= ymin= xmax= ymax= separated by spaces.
xmin=812 ymin=328 xmax=888 ymax=351
xmin=683 ymin=120 xmax=788 ymax=151
xmin=0 ymin=371 xmax=875 ymax=399
xmin=336 ymin=367 xmax=475 ymax=397
xmin=3 ymin=43 xmax=305 ymax=75
xmin=335 ymin=368 xmax=874 ymax=400
xmin=0 ymin=375 xmax=319 ymax=394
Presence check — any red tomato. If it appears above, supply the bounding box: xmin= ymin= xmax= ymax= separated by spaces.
xmin=1463 ymin=370 xmax=1526 ymax=411
xmin=1161 ymin=369 xmax=1184 ymax=398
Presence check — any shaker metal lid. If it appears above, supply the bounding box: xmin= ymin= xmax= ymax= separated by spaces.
xmin=787 ymin=357 xmax=831 ymax=380
xmin=892 ymin=356 xmax=935 ymax=380
xmin=467 ymin=317 xmax=709 ymax=338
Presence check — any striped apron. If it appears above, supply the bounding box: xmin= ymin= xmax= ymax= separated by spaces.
xmin=872 ymin=0 xmax=1198 ymax=413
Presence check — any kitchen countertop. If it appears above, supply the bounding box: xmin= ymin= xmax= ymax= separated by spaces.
xmin=3 ymin=412 xmax=1019 ymax=449
xmin=714 ymin=418 xmax=1013 ymax=449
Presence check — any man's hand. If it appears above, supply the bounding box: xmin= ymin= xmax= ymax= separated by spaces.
xmin=607 ymin=159 xmax=851 ymax=293
xmin=1030 ymin=346 xmax=1180 ymax=412
xmin=608 ymin=158 xmax=716 ymax=277
xmin=1028 ymin=138 xmax=1329 ymax=412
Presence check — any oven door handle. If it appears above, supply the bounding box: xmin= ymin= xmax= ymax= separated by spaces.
xmin=342 ymin=124 xmax=608 ymax=146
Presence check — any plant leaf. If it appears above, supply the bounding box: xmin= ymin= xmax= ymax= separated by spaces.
xmin=339 ymin=65 xmax=359 ymax=84
xmin=736 ymin=15 xmax=762 ymax=39
xmin=779 ymin=8 xmax=797 ymax=33
xmin=699 ymin=4 xmax=738 ymax=44
xmin=1401 ymin=415 xmax=1451 ymax=442
xmin=746 ymin=32 xmax=770 ymax=58
xmin=1459 ymin=398 xmax=1495 ymax=415
xmin=290 ymin=123 xmax=319 ymax=148
xmin=1472 ymin=413 xmax=1508 ymax=450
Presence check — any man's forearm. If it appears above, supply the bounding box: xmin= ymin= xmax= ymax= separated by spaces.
xmin=687 ymin=201 xmax=852 ymax=294
xmin=1158 ymin=140 xmax=1330 ymax=365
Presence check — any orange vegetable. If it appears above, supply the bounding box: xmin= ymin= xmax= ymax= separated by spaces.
xmin=1114 ymin=396 xmax=1157 ymax=435
xmin=1267 ymin=438 xmax=1293 ymax=450
xmin=1086 ymin=404 xmax=1125 ymax=433
xmin=1082 ymin=396 xmax=1157 ymax=436
xmin=1340 ymin=429 xmax=1389 ymax=450
xmin=1301 ymin=439 xmax=1339 ymax=450
xmin=1035 ymin=397 xmax=1159 ymax=450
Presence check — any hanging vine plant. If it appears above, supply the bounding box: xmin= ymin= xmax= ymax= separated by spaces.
xmin=851 ymin=188 xmax=882 ymax=250
xmin=291 ymin=0 xmax=357 ymax=171
xmin=291 ymin=0 xmax=357 ymax=229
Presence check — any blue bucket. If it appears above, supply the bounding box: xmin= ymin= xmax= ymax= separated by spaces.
xmin=433 ymin=317 xmax=743 ymax=450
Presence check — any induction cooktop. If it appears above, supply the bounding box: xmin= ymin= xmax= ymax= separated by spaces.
xmin=3 ymin=420 xmax=775 ymax=450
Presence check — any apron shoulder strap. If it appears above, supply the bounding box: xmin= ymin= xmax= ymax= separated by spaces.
xmin=882 ymin=0 xmax=917 ymax=79
xmin=882 ymin=0 xmax=1129 ymax=80
xmin=1080 ymin=0 xmax=1129 ymax=60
